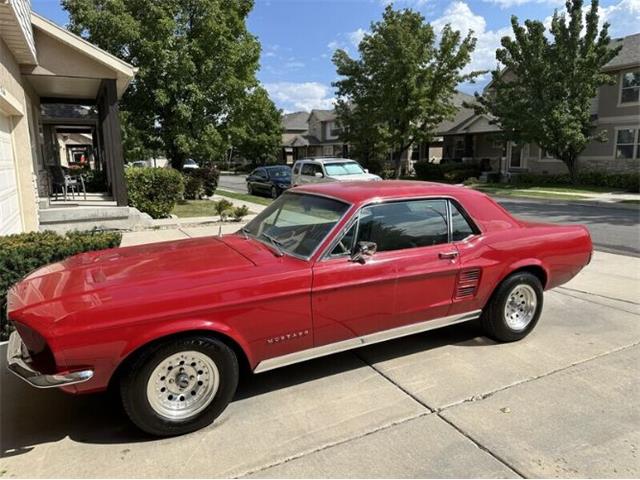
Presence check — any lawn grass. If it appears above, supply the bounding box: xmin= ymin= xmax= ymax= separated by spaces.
xmin=216 ymin=189 xmax=273 ymax=206
xmin=171 ymin=200 xmax=218 ymax=218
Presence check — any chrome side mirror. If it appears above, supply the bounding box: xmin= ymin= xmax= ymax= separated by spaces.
xmin=314 ymin=172 xmax=324 ymax=178
xmin=350 ymin=241 xmax=377 ymax=264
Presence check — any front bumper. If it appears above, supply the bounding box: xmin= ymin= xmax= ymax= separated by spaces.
xmin=6 ymin=331 xmax=93 ymax=389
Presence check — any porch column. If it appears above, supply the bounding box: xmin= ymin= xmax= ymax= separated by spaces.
xmin=97 ymin=79 xmax=128 ymax=206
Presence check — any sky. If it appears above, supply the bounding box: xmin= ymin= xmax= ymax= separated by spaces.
xmin=33 ymin=0 xmax=640 ymax=113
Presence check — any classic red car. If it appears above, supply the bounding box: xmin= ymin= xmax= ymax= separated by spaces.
xmin=7 ymin=181 xmax=592 ymax=435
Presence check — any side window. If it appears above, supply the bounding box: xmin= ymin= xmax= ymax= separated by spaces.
xmin=356 ymin=200 xmax=448 ymax=252
xmin=255 ymin=168 xmax=266 ymax=179
xmin=301 ymin=163 xmax=314 ymax=176
xmin=450 ymin=201 xmax=477 ymax=241
xmin=329 ymin=221 xmax=357 ymax=256
xmin=313 ymin=164 xmax=324 ymax=176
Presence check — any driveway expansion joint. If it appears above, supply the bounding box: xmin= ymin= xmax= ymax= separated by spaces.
xmin=438 ymin=341 xmax=640 ymax=413
xmin=232 ymin=411 xmax=431 ymax=478
xmin=354 ymin=351 xmax=434 ymax=413
xmin=436 ymin=412 xmax=525 ymax=478
xmin=556 ymin=286 xmax=640 ymax=307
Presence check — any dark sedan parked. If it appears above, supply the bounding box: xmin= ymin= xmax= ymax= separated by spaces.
xmin=246 ymin=165 xmax=292 ymax=198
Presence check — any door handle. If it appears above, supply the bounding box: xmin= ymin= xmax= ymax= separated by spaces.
xmin=439 ymin=251 xmax=459 ymax=260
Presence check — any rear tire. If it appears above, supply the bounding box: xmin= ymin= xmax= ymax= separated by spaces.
xmin=247 ymin=183 xmax=253 ymax=195
xmin=481 ymin=272 xmax=543 ymax=342
xmin=120 ymin=335 xmax=238 ymax=436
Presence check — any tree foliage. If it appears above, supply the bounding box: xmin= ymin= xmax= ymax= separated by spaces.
xmin=475 ymin=0 xmax=620 ymax=181
xmin=63 ymin=0 xmax=281 ymax=169
xmin=332 ymin=5 xmax=478 ymax=177
xmin=228 ymin=86 xmax=282 ymax=165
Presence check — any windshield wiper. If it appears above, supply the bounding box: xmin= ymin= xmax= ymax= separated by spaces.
xmin=259 ymin=232 xmax=285 ymax=257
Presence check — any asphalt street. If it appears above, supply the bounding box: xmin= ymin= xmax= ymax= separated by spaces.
xmin=220 ymin=174 xmax=640 ymax=257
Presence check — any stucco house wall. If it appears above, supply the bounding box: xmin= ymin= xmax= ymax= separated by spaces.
xmin=0 ymin=37 xmax=39 ymax=231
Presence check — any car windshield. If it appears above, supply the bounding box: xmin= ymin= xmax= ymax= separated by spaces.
xmin=268 ymin=167 xmax=291 ymax=178
xmin=324 ymin=162 xmax=365 ymax=176
xmin=242 ymin=192 xmax=349 ymax=258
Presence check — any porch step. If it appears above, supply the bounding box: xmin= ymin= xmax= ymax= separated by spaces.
xmin=39 ymin=206 xmax=153 ymax=233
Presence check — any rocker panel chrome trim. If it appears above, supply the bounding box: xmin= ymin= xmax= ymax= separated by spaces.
xmin=254 ymin=309 xmax=482 ymax=373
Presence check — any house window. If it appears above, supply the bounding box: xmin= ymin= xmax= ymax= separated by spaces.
xmin=325 ymin=121 xmax=341 ymax=138
xmin=453 ymin=137 xmax=465 ymax=158
xmin=615 ymin=128 xmax=639 ymax=159
xmin=620 ymin=71 xmax=640 ymax=104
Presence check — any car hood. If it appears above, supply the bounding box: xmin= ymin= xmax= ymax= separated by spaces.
xmin=329 ymin=173 xmax=381 ymax=181
xmin=8 ymin=236 xmax=267 ymax=314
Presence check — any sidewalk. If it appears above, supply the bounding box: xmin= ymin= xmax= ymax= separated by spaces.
xmin=474 ymin=185 xmax=640 ymax=207
xmin=120 ymin=194 xmax=267 ymax=246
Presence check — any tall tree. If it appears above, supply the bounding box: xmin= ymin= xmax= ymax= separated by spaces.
xmin=333 ymin=5 xmax=478 ymax=177
xmin=476 ymin=0 xmax=620 ymax=182
xmin=228 ymin=86 xmax=282 ymax=165
xmin=63 ymin=0 xmax=281 ymax=169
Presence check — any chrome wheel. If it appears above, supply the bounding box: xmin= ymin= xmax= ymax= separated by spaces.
xmin=504 ymin=284 xmax=537 ymax=331
xmin=146 ymin=351 xmax=219 ymax=421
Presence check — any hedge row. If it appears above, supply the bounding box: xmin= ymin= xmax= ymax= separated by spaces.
xmin=0 ymin=230 xmax=122 ymax=340
xmin=414 ymin=162 xmax=482 ymax=184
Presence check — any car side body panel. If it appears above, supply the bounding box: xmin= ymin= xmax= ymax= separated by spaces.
xmin=6 ymin=181 xmax=593 ymax=395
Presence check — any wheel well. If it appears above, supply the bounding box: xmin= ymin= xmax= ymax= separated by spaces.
xmin=508 ymin=265 xmax=547 ymax=289
xmin=108 ymin=330 xmax=251 ymax=391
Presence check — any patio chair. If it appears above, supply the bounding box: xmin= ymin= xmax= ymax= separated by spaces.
xmin=49 ymin=166 xmax=87 ymax=202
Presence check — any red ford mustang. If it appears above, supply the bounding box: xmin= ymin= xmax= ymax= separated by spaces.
xmin=7 ymin=181 xmax=592 ymax=435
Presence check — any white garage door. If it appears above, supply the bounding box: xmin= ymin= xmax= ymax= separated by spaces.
xmin=0 ymin=114 xmax=22 ymax=235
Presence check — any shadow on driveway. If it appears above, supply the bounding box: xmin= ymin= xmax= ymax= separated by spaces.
xmin=0 ymin=321 xmax=491 ymax=457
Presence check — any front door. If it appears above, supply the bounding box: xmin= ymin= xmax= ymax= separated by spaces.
xmin=312 ymin=221 xmax=397 ymax=345
xmin=508 ymin=142 xmax=524 ymax=169
xmin=311 ymin=198 xmax=461 ymax=346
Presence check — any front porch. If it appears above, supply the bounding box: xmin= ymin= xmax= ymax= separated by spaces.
xmin=22 ymin=14 xmax=137 ymax=230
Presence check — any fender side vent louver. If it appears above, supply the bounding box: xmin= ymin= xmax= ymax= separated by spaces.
xmin=455 ymin=268 xmax=482 ymax=299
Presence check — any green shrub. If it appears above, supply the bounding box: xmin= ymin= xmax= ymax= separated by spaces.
xmin=0 ymin=230 xmax=122 ymax=340
xmin=414 ymin=162 xmax=481 ymax=183
xmin=184 ymin=167 xmax=219 ymax=197
xmin=214 ymin=199 xmax=234 ymax=221
xmin=183 ymin=175 xmax=205 ymax=200
xmin=232 ymin=205 xmax=250 ymax=221
xmin=125 ymin=168 xmax=184 ymax=218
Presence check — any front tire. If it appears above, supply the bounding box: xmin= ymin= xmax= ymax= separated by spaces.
xmin=481 ymin=272 xmax=543 ymax=342
xmin=120 ymin=335 xmax=239 ymax=436
xmin=271 ymin=186 xmax=278 ymax=199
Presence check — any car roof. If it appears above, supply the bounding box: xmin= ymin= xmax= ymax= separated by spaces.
xmin=292 ymin=180 xmax=487 ymax=205
xmin=295 ymin=158 xmax=356 ymax=164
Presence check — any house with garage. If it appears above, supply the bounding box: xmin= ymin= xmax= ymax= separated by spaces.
xmin=0 ymin=1 xmax=137 ymax=235
xmin=437 ymin=33 xmax=640 ymax=177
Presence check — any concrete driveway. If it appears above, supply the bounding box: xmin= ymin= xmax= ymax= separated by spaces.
xmin=1 ymin=251 xmax=638 ymax=478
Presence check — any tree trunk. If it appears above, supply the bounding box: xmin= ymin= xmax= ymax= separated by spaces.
xmin=562 ymin=155 xmax=578 ymax=185
xmin=394 ymin=147 xmax=408 ymax=179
